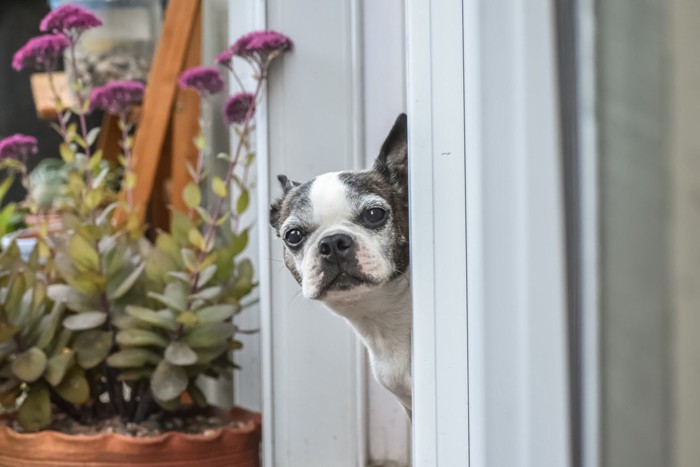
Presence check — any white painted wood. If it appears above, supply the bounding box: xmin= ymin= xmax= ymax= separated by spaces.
xmin=577 ymin=0 xmax=600 ymax=466
xmin=407 ymin=0 xmax=571 ymax=466
xmin=260 ymin=0 xmax=367 ymax=465
xmin=479 ymin=0 xmax=571 ymax=465
xmin=227 ymin=0 xmax=264 ymax=415
xmin=406 ymin=0 xmax=469 ymax=465
xmin=361 ymin=0 xmax=411 ymax=465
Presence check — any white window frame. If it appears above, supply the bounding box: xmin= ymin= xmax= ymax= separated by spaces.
xmin=406 ymin=1 xmax=572 ymax=466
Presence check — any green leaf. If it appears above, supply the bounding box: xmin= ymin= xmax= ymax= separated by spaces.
xmin=164 ymin=341 xmax=198 ymax=366
xmin=5 ymin=272 xmax=27 ymax=319
xmin=150 ymin=360 xmax=188 ymax=402
xmin=236 ymin=189 xmax=249 ymax=214
xmin=176 ymin=311 xmax=199 ymax=326
xmin=118 ymin=368 xmax=152 ymax=382
xmin=184 ymin=322 xmax=236 ymax=348
xmin=231 ymin=229 xmax=249 ymax=257
xmin=197 ymin=265 xmax=217 ymax=288
xmin=0 ymin=323 xmax=19 ymax=343
xmin=47 ymin=284 xmax=98 ymax=312
xmin=187 ymin=383 xmax=207 ymax=407
xmin=74 ymin=330 xmax=113 ymax=369
xmin=36 ymin=301 xmax=66 ymax=350
xmin=0 ymin=175 xmax=15 ymax=204
xmin=54 ymin=366 xmax=90 ymax=405
xmin=183 ymin=182 xmax=201 ymax=210
xmin=147 ymin=282 xmax=187 ymax=312
xmin=191 ymin=286 xmax=222 ymax=302
xmin=86 ymin=127 xmax=101 ymax=147
xmin=197 ymin=304 xmax=237 ymax=323
xmin=68 ymin=234 xmax=100 ymax=273
xmin=44 ymin=351 xmax=74 ymax=386
xmin=212 ymin=176 xmax=227 ymax=197
xmin=193 ymin=134 xmax=207 ymax=151
xmin=170 ymin=211 xmax=194 ymax=246
xmin=12 ymin=347 xmax=47 ymax=383
xmin=63 ymin=311 xmax=107 ymax=331
xmin=153 ymin=394 xmax=180 ymax=411
xmin=88 ymin=148 xmax=104 ymax=170
xmin=107 ymin=349 xmax=161 ymax=368
xmin=59 ymin=143 xmax=75 ymax=163
xmin=125 ymin=306 xmax=177 ymax=331
xmin=107 ymin=262 xmax=145 ymax=300
xmin=180 ymin=248 xmax=198 ymax=272
xmin=245 ymin=151 xmax=255 ymax=166
xmin=188 ymin=228 xmax=206 ymax=251
xmin=116 ymin=329 xmax=168 ymax=347
xmin=18 ymin=385 xmax=50 ymax=432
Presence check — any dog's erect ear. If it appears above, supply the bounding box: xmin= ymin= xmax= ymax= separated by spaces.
xmin=374 ymin=113 xmax=408 ymax=194
xmin=277 ymin=174 xmax=300 ymax=193
xmin=269 ymin=198 xmax=283 ymax=231
xmin=270 ymin=175 xmax=299 ymax=231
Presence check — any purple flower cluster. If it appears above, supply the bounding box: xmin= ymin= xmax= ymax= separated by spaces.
xmin=179 ymin=67 xmax=225 ymax=95
xmin=216 ymin=30 xmax=292 ymax=70
xmin=224 ymin=93 xmax=256 ymax=125
xmin=40 ymin=5 xmax=102 ymax=36
xmin=90 ymin=81 xmax=146 ymax=116
xmin=0 ymin=134 xmax=39 ymax=161
xmin=12 ymin=34 xmax=69 ymax=72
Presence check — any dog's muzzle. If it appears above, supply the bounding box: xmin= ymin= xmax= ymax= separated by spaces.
xmin=319 ymin=233 xmax=355 ymax=263
xmin=314 ymin=233 xmax=375 ymax=296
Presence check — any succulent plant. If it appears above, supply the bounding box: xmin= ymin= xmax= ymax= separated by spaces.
xmin=0 ymin=4 xmax=291 ymax=431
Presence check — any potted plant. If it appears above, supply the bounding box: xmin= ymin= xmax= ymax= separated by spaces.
xmin=0 ymin=5 xmax=291 ymax=466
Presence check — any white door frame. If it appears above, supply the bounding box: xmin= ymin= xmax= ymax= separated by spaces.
xmin=406 ymin=1 xmax=572 ymax=465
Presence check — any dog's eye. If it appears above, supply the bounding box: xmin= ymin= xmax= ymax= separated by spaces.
xmin=284 ymin=229 xmax=305 ymax=246
xmin=363 ymin=207 xmax=387 ymax=226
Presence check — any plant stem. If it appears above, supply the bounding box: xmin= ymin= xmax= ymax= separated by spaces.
xmin=46 ymin=70 xmax=69 ymax=142
xmin=118 ymin=113 xmax=135 ymax=211
xmin=48 ymin=386 xmax=84 ymax=424
xmin=68 ymin=41 xmax=92 ymax=159
xmin=99 ymin=291 xmax=128 ymax=419
xmin=133 ymin=387 xmax=154 ymax=423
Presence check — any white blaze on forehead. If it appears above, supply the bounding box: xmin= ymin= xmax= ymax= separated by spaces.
xmin=309 ymin=172 xmax=352 ymax=224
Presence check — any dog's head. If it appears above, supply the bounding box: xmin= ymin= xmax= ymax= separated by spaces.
xmin=269 ymin=113 xmax=409 ymax=302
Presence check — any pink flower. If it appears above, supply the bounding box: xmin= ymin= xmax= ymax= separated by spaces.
xmin=179 ymin=66 xmax=225 ymax=95
xmin=40 ymin=5 xmax=102 ymax=36
xmin=224 ymin=92 xmax=256 ymax=125
xmin=215 ymin=48 xmax=236 ymax=68
xmin=0 ymin=134 xmax=39 ymax=160
xmin=90 ymin=81 xmax=146 ymax=115
xmin=217 ymin=30 xmax=292 ymax=70
xmin=12 ymin=34 xmax=69 ymax=72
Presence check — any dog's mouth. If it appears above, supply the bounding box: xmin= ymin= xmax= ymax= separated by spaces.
xmin=316 ymin=270 xmax=377 ymax=298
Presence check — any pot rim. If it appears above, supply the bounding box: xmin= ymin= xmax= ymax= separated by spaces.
xmin=0 ymin=406 xmax=260 ymax=445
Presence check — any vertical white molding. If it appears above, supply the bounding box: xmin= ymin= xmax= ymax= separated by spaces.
xmin=407 ymin=0 xmax=570 ymax=466
xmin=577 ymin=1 xmax=600 ymax=466
xmin=407 ymin=0 xmax=470 ymax=466
xmin=227 ymin=0 xmax=269 ymax=462
xmin=463 ymin=0 xmax=485 ymax=465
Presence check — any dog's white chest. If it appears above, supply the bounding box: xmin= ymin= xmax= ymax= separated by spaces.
xmin=367 ymin=338 xmax=412 ymax=408
xmin=324 ymin=279 xmax=413 ymax=411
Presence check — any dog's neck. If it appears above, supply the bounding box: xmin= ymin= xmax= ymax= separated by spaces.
xmin=322 ymin=276 xmax=412 ymax=411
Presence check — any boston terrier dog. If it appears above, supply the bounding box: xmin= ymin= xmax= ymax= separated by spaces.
xmin=269 ymin=113 xmax=412 ymax=416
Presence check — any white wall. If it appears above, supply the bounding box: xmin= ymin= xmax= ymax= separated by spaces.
xmin=259 ymin=0 xmax=367 ymax=465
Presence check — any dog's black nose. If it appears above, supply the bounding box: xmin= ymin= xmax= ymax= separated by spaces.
xmin=319 ymin=233 xmax=355 ymax=261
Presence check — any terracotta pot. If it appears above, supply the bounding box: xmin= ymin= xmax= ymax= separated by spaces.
xmin=0 ymin=407 xmax=261 ymax=467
